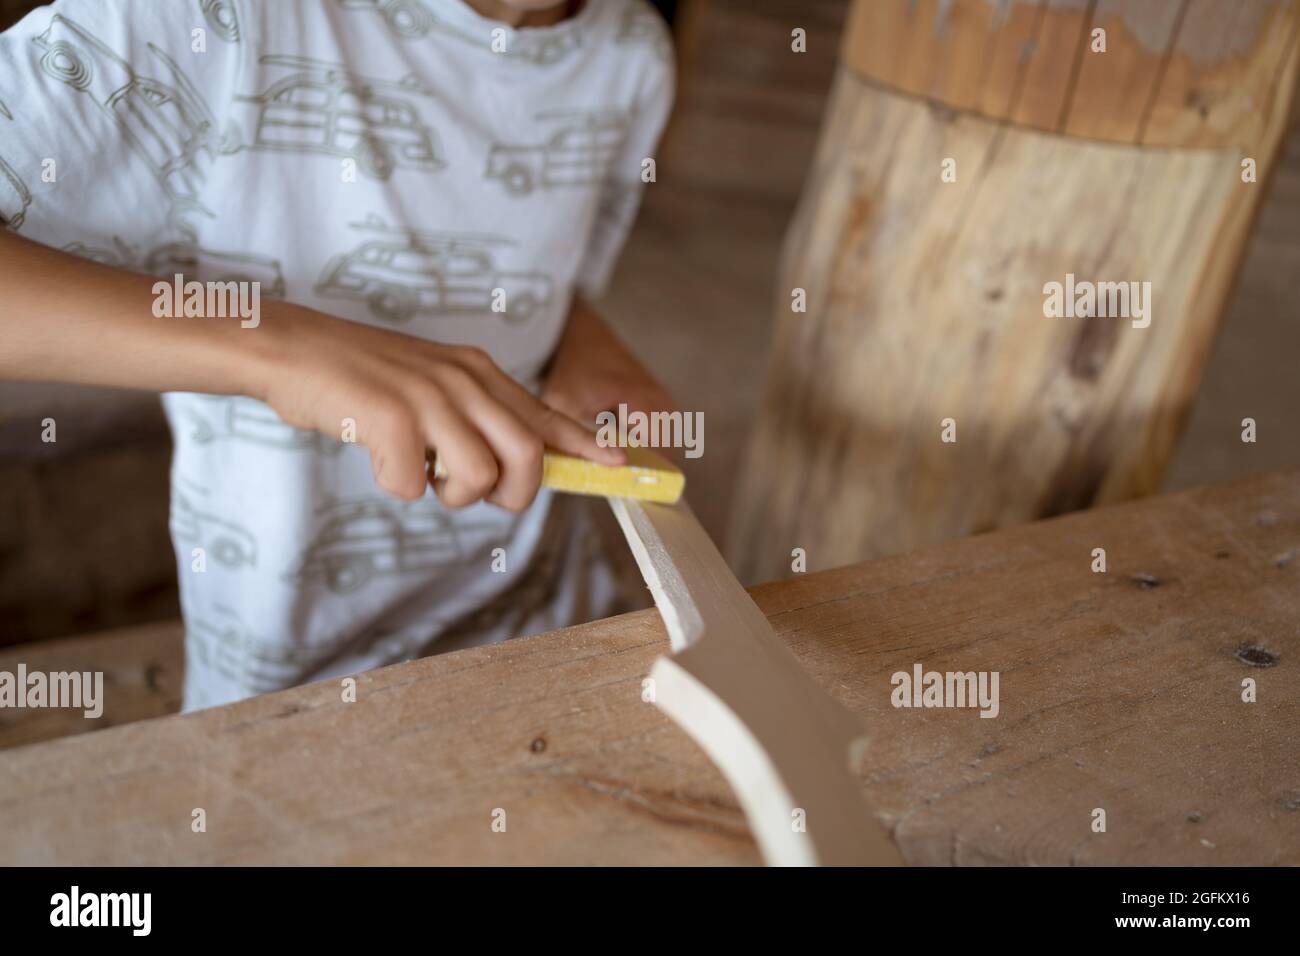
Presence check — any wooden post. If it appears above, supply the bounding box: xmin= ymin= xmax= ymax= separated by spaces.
xmin=728 ymin=0 xmax=1300 ymax=584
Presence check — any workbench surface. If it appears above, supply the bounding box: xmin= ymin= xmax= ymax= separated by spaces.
xmin=2 ymin=471 xmax=1297 ymax=865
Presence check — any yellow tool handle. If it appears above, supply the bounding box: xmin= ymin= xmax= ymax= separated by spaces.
xmin=429 ymin=445 xmax=684 ymax=504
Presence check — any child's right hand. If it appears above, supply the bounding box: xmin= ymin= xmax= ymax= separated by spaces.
xmin=256 ymin=303 xmax=626 ymax=510
xmin=0 ymin=231 xmax=615 ymax=511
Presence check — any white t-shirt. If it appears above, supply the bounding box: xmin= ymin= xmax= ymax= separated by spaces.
xmin=0 ymin=0 xmax=674 ymax=708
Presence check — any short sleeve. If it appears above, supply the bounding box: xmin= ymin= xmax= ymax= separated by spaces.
xmin=574 ymin=4 xmax=675 ymax=300
xmin=0 ymin=0 xmax=247 ymax=249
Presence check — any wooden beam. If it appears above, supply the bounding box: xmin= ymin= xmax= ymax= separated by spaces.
xmin=728 ymin=12 xmax=1299 ymax=583
xmin=840 ymin=0 xmax=1300 ymax=147
xmin=1 ymin=471 xmax=1297 ymax=865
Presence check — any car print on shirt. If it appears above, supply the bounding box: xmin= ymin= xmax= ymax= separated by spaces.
xmin=364 ymin=622 xmax=436 ymax=665
xmin=616 ymin=3 xmax=671 ymax=63
xmin=170 ymin=488 xmax=258 ymax=569
xmin=31 ymin=14 xmax=230 ymax=225
xmin=0 ymin=152 xmax=31 ymax=231
xmin=336 ymin=0 xmax=583 ymax=65
xmin=187 ymin=606 xmax=319 ymax=694
xmin=439 ymin=535 xmax=562 ymax=643
xmin=315 ymin=215 xmax=552 ymax=325
xmin=199 ymin=0 xmax=240 ymax=43
xmin=61 ymin=237 xmax=138 ymax=267
xmin=182 ymin=396 xmax=346 ymax=455
xmin=485 ymin=110 xmax=629 ymax=197
xmin=289 ymin=496 xmax=480 ymax=595
xmin=235 ymin=55 xmax=445 ymax=181
xmin=144 ymin=242 xmax=287 ymax=297
xmin=61 ymin=236 xmax=286 ymax=298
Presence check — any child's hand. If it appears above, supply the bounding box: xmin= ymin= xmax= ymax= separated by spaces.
xmin=0 ymin=233 xmax=626 ymax=511
xmin=541 ymin=298 xmax=675 ymax=432
xmin=258 ymin=304 xmax=624 ymax=509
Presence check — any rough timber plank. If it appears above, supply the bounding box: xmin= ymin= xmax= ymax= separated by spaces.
xmin=0 ymin=621 xmax=182 ymax=750
xmin=1 ymin=471 xmax=1298 ymax=865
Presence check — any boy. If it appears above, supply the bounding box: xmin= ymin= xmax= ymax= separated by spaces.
xmin=0 ymin=0 xmax=675 ymax=708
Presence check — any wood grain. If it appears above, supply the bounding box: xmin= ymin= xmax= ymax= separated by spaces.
xmin=727 ymin=41 xmax=1296 ymax=582
xmin=841 ymin=0 xmax=1300 ymax=147
xmin=0 ymin=620 xmax=181 ymax=750
xmin=1 ymin=471 xmax=1297 ymax=865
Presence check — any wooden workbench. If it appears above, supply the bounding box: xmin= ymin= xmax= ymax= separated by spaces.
xmin=2 ymin=471 xmax=1297 ymax=865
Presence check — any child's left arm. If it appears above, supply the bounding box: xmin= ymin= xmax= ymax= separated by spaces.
xmin=545 ymin=12 xmax=676 ymax=429
xmin=541 ymin=295 xmax=674 ymax=428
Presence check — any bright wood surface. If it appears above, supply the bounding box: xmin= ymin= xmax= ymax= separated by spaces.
xmin=611 ymin=498 xmax=900 ymax=865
